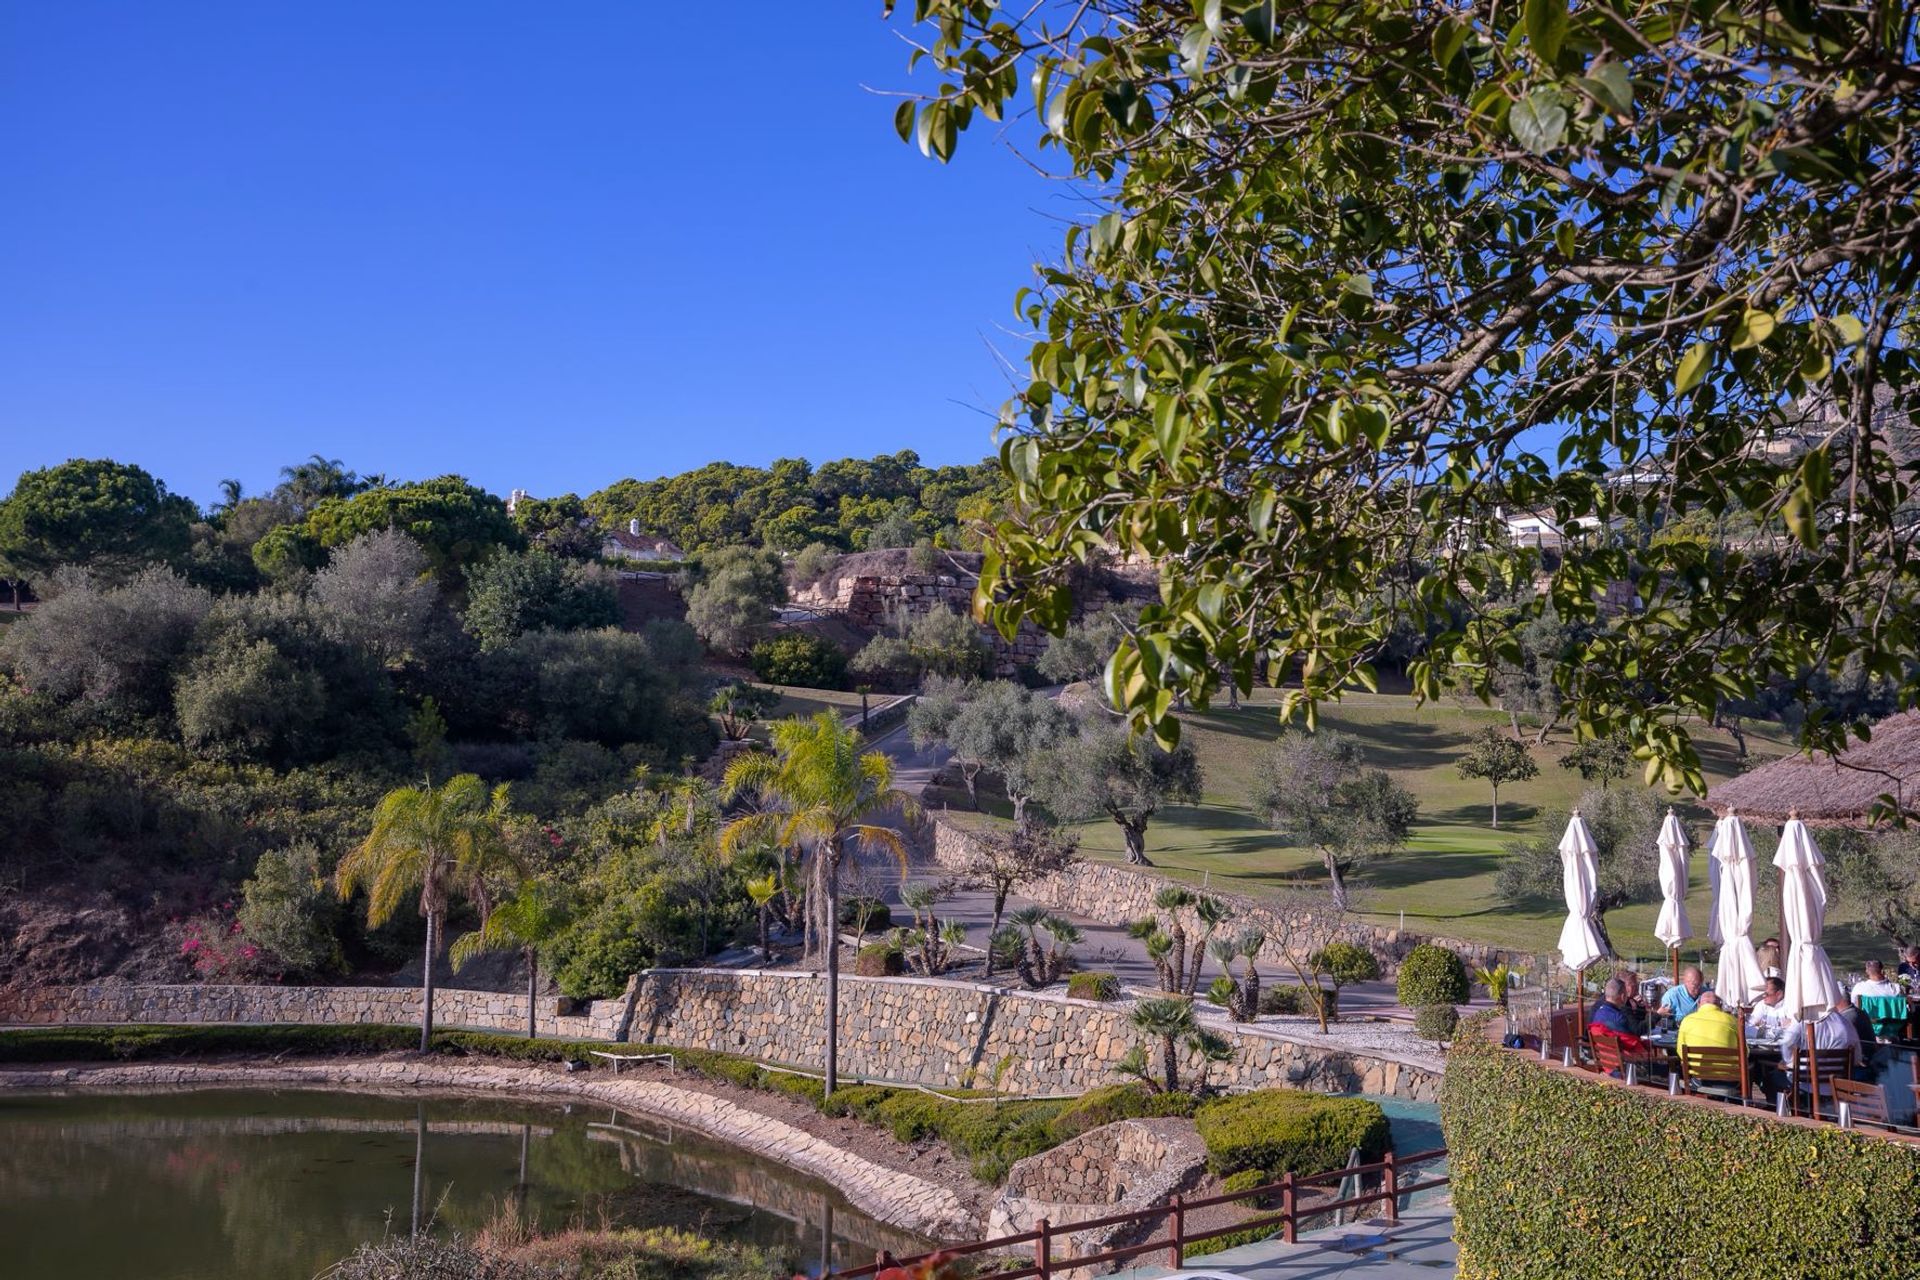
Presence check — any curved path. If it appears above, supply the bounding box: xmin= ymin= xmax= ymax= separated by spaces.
xmin=0 ymin=1059 xmax=977 ymax=1240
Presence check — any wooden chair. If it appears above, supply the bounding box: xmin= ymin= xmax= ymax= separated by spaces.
xmin=1591 ymin=1032 xmax=1627 ymax=1077
xmin=1830 ymin=1078 xmax=1890 ymax=1127
xmin=1679 ymin=1046 xmax=1749 ymax=1103
xmin=1788 ymin=1047 xmax=1856 ymax=1119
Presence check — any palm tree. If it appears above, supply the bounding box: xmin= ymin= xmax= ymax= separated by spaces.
xmin=1123 ymin=996 xmax=1230 ymax=1094
xmin=215 ymin=478 xmax=245 ymax=513
xmin=279 ymin=453 xmax=360 ymax=512
xmin=744 ymin=872 xmax=780 ymax=963
xmin=450 ymin=878 xmax=565 ymax=1039
xmin=336 ymin=774 xmax=519 ymax=1050
xmin=720 ymin=712 xmax=920 ymax=1093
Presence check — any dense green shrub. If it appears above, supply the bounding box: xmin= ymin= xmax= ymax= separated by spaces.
xmin=237 ymin=840 xmax=344 ymax=977
xmin=839 ymin=896 xmax=892 ymax=932
xmin=1193 ymin=1090 xmax=1389 ymax=1180
xmin=748 ymin=633 xmax=847 ymax=689
xmin=1413 ymin=1004 xmax=1459 ymax=1043
xmin=853 ymin=942 xmax=904 ymax=976
xmin=1444 ymin=1014 xmax=1920 ymax=1278
xmin=1066 ymin=972 xmax=1121 ymax=1001
xmin=1396 ymin=944 xmax=1469 ymax=1008
xmin=0 ymin=1024 xmax=420 ymax=1063
xmin=1310 ymin=942 xmax=1381 ymax=987
xmin=1258 ymin=984 xmax=1340 ymax=1018
xmin=1045 ymin=1083 xmax=1196 ymax=1141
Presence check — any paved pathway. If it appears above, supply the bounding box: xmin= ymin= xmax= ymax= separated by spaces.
xmin=1113 ymin=1210 xmax=1456 ymax=1280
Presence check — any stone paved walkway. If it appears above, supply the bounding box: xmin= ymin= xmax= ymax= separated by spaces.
xmin=0 ymin=1059 xmax=977 ymax=1239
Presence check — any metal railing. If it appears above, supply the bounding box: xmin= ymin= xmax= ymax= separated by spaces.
xmin=828 ymin=1146 xmax=1448 ymax=1280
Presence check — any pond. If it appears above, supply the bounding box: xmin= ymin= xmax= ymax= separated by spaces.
xmin=0 ymin=1088 xmax=924 ymax=1279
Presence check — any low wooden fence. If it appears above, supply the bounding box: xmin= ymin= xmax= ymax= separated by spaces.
xmin=830 ymin=1146 xmax=1448 ymax=1280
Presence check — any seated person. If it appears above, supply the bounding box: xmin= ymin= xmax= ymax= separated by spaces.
xmin=1660 ymin=966 xmax=1707 ymax=1024
xmin=1747 ymin=976 xmax=1795 ymax=1038
xmin=1852 ymin=960 xmax=1901 ymax=1001
xmin=1834 ymin=992 xmax=1878 ymax=1047
xmin=1616 ymin=969 xmax=1651 ymax=1035
xmin=1757 ymin=937 xmax=1782 ymax=977
xmin=1588 ymin=976 xmax=1648 ymax=1054
xmin=1898 ymin=946 xmax=1920 ymax=986
xmin=1675 ymin=990 xmax=1740 ymax=1056
xmin=1779 ymin=1001 xmax=1862 ymax=1068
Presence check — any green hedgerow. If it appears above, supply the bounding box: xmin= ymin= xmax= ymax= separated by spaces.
xmin=1443 ymin=1013 xmax=1920 ymax=1278
xmin=1193 ymin=1089 xmax=1390 ymax=1180
xmin=1257 ymin=984 xmax=1340 ymax=1019
xmin=1396 ymin=943 xmax=1469 ymax=1008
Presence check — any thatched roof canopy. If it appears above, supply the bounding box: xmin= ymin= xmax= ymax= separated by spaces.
xmin=1705 ymin=710 xmax=1920 ymax=826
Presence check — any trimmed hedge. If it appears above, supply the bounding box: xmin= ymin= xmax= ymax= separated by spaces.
xmin=1396 ymin=943 xmax=1469 ymax=1007
xmin=1412 ymin=1003 xmax=1459 ymax=1043
xmin=1193 ymin=1089 xmax=1389 ymax=1180
xmin=1444 ymin=1015 xmax=1920 ymax=1278
xmin=1066 ymin=972 xmax=1121 ymax=1001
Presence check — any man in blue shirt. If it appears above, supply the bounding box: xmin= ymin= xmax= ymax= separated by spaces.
xmin=1660 ymin=966 xmax=1707 ymax=1023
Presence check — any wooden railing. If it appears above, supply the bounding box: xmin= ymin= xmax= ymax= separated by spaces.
xmin=830 ymin=1146 xmax=1447 ymax=1280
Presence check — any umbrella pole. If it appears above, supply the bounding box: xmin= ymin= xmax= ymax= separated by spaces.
xmin=1805 ymin=1020 xmax=1820 ymax=1122
xmin=1670 ymin=946 xmax=1679 ymax=986
xmin=1735 ymin=1012 xmax=1751 ymax=1105
xmin=1575 ymin=978 xmax=1585 ymax=1059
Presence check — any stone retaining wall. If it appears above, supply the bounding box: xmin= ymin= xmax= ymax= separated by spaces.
xmin=930 ymin=818 xmax=1509 ymax=977
xmin=630 ymin=969 xmax=1440 ymax=1100
xmin=0 ymin=981 xmax=632 ymax=1041
xmin=4 ymin=969 xmax=1440 ymax=1100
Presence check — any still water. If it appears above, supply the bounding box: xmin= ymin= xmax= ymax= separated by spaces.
xmin=0 ymin=1088 xmax=923 ymax=1280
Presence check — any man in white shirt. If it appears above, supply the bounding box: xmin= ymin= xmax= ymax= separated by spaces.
xmin=1852 ymin=960 xmax=1901 ymax=1000
xmin=1779 ymin=1004 xmax=1861 ymax=1066
xmin=1747 ymin=976 xmax=1795 ymax=1038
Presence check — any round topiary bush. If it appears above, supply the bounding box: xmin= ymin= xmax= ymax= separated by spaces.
xmin=1397 ymin=943 xmax=1469 ymax=1008
xmin=1066 ymin=972 xmax=1121 ymax=1002
xmin=1413 ymin=1003 xmax=1460 ymax=1043
xmin=1311 ymin=941 xmax=1382 ymax=987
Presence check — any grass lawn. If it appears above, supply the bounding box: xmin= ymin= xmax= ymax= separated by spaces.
xmin=928 ymin=689 xmax=1891 ymax=970
xmin=763 ymin=685 xmax=868 ymax=723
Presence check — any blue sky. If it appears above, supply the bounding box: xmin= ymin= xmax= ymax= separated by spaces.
xmin=0 ymin=4 xmax=1069 ymax=507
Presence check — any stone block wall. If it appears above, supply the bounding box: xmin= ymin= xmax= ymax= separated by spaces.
xmin=929 ymin=819 xmax=1510 ymax=978
xmin=790 ymin=567 xmax=1049 ymax=677
xmin=0 ymin=981 xmax=631 ymax=1041
xmin=629 ymin=969 xmax=1440 ymax=1101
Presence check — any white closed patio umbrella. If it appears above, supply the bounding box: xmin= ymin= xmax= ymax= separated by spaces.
xmin=1709 ymin=811 xmax=1765 ymax=1006
xmin=1773 ymin=816 xmax=1842 ymax=1020
xmin=1653 ymin=809 xmax=1692 ymax=984
xmin=1556 ymin=811 xmax=1610 ymax=1037
xmin=1773 ymin=815 xmax=1843 ymax=1116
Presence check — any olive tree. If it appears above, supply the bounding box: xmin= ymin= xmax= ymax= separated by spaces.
xmin=1256 ymin=732 xmax=1417 ymax=911
xmin=1037 ymin=718 xmax=1201 ymax=865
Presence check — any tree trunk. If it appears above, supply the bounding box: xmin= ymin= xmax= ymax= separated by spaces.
xmin=1508 ymin=709 xmax=1521 ymax=738
xmin=759 ymin=904 xmax=772 ymax=963
xmin=985 ymin=888 xmax=1008 ymax=978
xmin=1162 ymin=1035 xmax=1180 ymax=1094
xmin=1011 ymin=794 xmax=1029 ymax=829
xmin=1122 ymin=818 xmax=1153 ymax=866
xmin=420 ymin=911 xmax=439 ymax=1052
xmin=1489 ymin=785 xmax=1500 ymax=829
xmin=963 ymin=765 xmax=980 ymax=810
xmin=824 ymin=847 xmax=842 ymax=1096
xmin=1324 ymin=852 xmax=1351 ymax=913
xmin=526 ymin=946 xmax=538 ymax=1040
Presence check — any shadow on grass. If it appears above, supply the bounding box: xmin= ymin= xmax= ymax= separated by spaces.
xmin=1428 ymin=802 xmax=1540 ymax=828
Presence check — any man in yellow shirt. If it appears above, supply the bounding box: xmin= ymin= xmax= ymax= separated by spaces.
xmin=1675 ymin=990 xmax=1740 ymax=1055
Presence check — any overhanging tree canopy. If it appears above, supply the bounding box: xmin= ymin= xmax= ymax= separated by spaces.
xmin=892 ymin=0 xmax=1920 ymax=795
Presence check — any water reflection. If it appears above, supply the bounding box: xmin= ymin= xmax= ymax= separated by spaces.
xmin=0 ymin=1088 xmax=926 ymax=1280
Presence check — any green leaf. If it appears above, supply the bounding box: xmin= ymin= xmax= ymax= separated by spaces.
xmin=1179 ymin=25 xmax=1212 ymax=76
xmin=1431 ymin=17 xmax=1469 ymax=71
xmin=893 ymin=101 xmax=916 ymax=145
xmin=1730 ymin=308 xmax=1776 ymax=350
xmin=1554 ymin=221 xmax=1576 ymax=257
xmin=1783 ymin=485 xmax=1818 ymax=550
xmin=1524 ymin=0 xmax=1569 ymax=62
xmin=1509 ymin=89 xmax=1568 ymax=155
xmin=1585 ymin=62 xmax=1632 ymax=115
xmin=1831 ymin=314 xmax=1866 ymax=345
xmin=1675 ymin=342 xmax=1712 ymax=394
xmin=1240 ymin=0 xmax=1277 ymax=48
